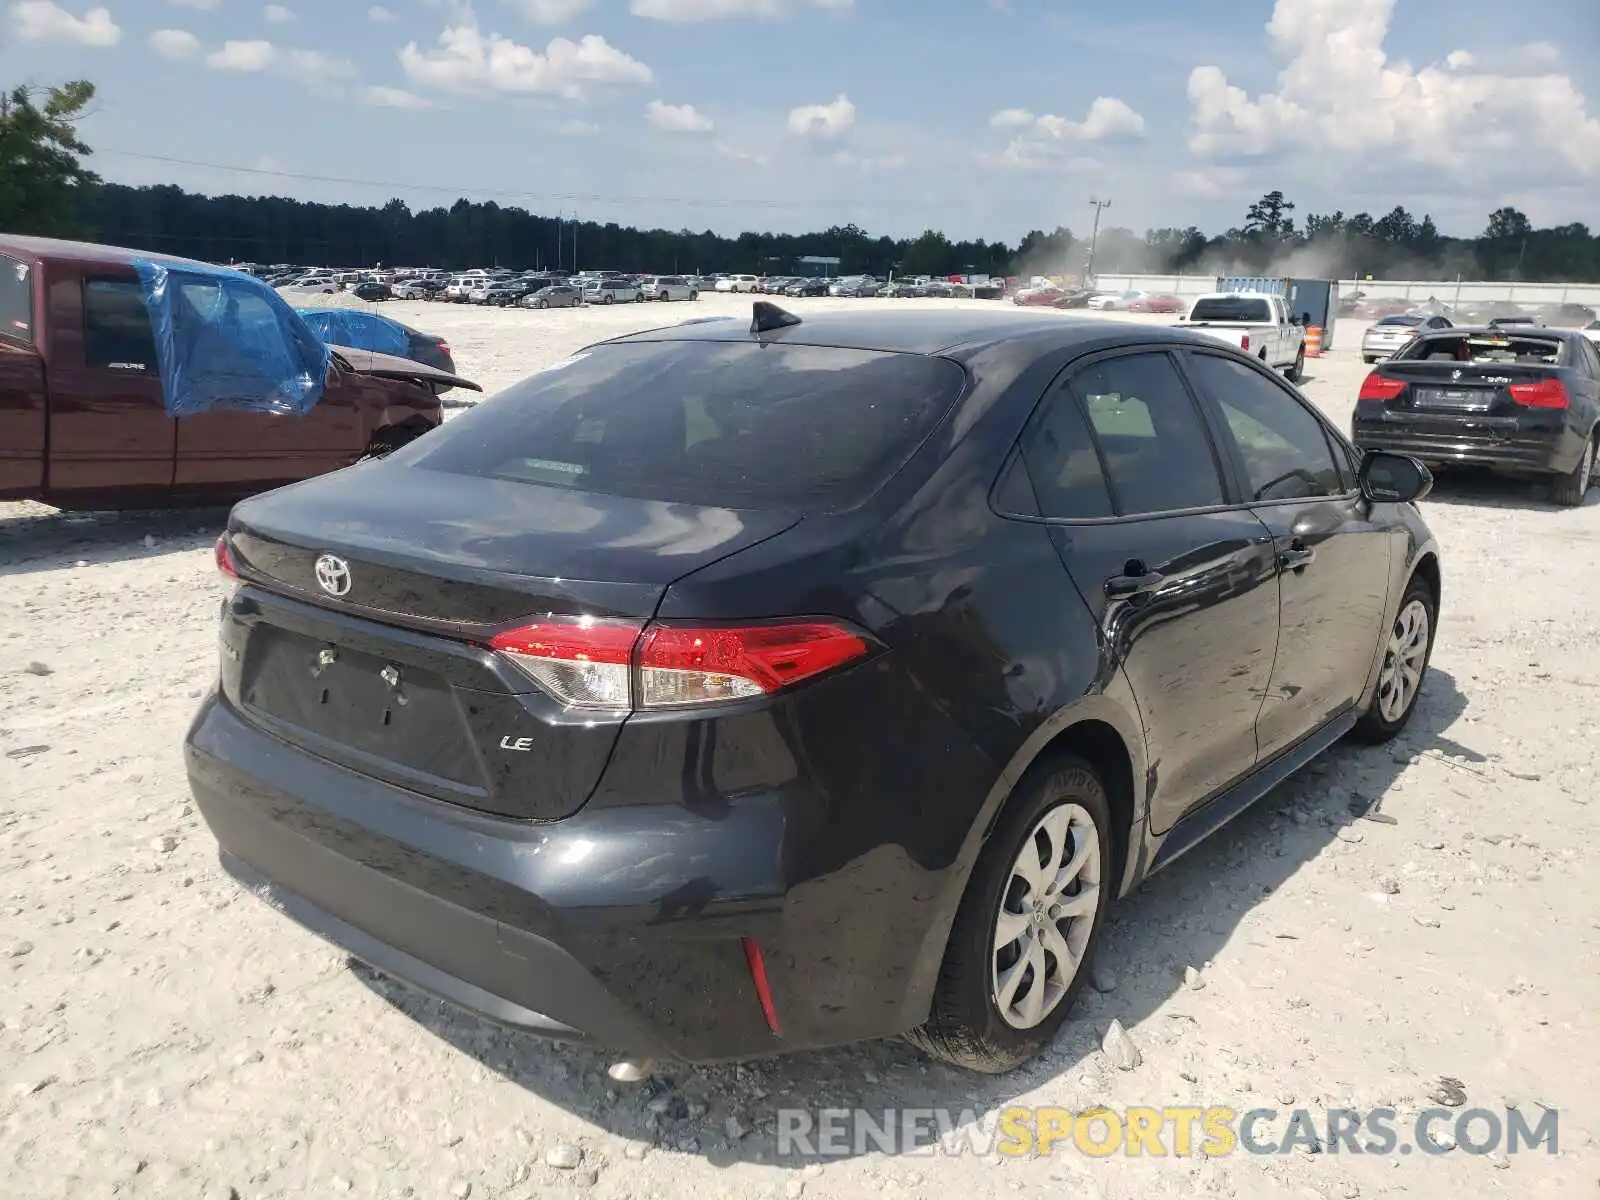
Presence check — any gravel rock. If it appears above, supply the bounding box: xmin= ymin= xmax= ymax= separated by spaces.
xmin=545 ymin=1142 xmax=583 ymax=1170
xmin=23 ymin=661 xmax=52 ymax=676
xmin=1102 ymin=1019 xmax=1142 ymax=1070
xmin=1088 ymin=963 xmax=1118 ymax=993
xmin=4 ymin=940 xmax=33 ymax=958
xmin=1376 ymin=876 xmax=1401 ymax=895
xmin=1183 ymin=965 xmax=1206 ymax=990
xmin=149 ymin=834 xmax=178 ymax=854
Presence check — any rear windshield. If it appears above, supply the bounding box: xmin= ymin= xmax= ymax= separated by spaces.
xmin=1375 ymin=315 xmax=1423 ymax=327
xmin=0 ymin=256 xmax=34 ymax=343
xmin=401 ymin=339 xmax=969 ymax=510
xmin=1397 ymin=333 xmax=1566 ymax=365
xmin=1188 ymin=297 xmax=1272 ymax=322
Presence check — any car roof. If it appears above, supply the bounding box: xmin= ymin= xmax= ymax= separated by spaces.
xmin=0 ymin=233 xmax=223 ymax=271
xmin=603 ymin=306 xmax=1222 ymax=358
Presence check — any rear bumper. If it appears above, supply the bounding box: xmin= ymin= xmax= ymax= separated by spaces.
xmin=1353 ymin=413 xmax=1580 ymax=474
xmin=184 ymin=686 xmax=976 ymax=1062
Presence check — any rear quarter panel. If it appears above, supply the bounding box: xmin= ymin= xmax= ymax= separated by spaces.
xmin=0 ymin=337 xmax=45 ymax=498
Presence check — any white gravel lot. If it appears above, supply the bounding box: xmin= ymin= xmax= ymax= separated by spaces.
xmin=2 ymin=294 xmax=1597 ymax=1200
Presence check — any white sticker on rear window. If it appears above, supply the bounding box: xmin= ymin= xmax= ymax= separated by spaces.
xmin=521 ymin=458 xmax=586 ymax=476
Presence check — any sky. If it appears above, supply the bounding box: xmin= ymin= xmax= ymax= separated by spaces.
xmin=1 ymin=0 xmax=1597 ymax=245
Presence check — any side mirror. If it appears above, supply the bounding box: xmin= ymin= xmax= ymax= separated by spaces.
xmin=1358 ymin=451 xmax=1433 ymax=504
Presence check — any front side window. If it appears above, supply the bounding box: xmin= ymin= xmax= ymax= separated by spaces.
xmin=1186 ymin=353 xmax=1342 ymax=502
xmin=84 ymin=278 xmax=157 ymax=372
xmin=1068 ymin=352 xmax=1226 ymax=516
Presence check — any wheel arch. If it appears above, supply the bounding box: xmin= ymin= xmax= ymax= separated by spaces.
xmin=900 ymin=696 xmax=1148 ymax=1029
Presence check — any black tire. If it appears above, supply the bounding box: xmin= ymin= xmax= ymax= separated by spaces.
xmin=689 ymin=291 xmax=698 ymax=301
xmin=1285 ymin=345 xmax=1305 ymax=383
xmin=905 ymin=755 xmax=1114 ymax=1074
xmin=1550 ymin=431 xmax=1596 ymax=507
xmin=1350 ymin=572 xmax=1437 ymax=743
xmin=536 ymin=299 xmax=548 ymax=309
xmin=603 ymin=294 xmax=614 ymax=305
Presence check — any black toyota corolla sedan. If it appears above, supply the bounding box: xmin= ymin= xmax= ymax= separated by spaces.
xmin=187 ymin=304 xmax=1441 ymax=1075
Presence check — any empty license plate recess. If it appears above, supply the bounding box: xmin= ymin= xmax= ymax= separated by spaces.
xmin=1415 ymin=387 xmax=1491 ymax=410
xmin=241 ymin=625 xmax=481 ymax=786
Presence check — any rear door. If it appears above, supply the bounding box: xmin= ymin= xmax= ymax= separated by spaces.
xmin=1016 ymin=348 xmax=1281 ymax=834
xmin=173 ymin=276 xmax=363 ymax=496
xmin=43 ymin=266 xmax=175 ymax=500
xmin=1182 ymin=349 xmax=1394 ymax=757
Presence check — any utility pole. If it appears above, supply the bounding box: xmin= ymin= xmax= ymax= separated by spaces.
xmin=1085 ymin=196 xmax=1111 ymax=285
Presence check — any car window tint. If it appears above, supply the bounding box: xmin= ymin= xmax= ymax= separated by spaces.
xmin=1186 ymin=354 xmax=1342 ymax=501
xmin=84 ymin=278 xmax=158 ymax=372
xmin=1577 ymin=336 xmax=1600 ymax=378
xmin=402 ymin=340 xmax=968 ymax=511
xmin=1068 ymin=353 xmax=1224 ymax=515
xmin=0 ymin=256 xmax=33 ymax=343
xmin=1018 ymin=386 xmax=1114 ymax=519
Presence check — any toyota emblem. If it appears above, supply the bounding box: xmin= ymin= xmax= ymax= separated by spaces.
xmin=314 ymin=554 xmax=352 ymax=597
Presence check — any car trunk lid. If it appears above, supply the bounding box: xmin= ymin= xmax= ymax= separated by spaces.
xmin=219 ymin=463 xmax=802 ymax=820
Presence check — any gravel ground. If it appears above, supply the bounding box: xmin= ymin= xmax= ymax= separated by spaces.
xmin=2 ymin=295 xmax=1597 ymax=1199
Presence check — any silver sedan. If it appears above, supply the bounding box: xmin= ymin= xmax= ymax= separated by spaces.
xmin=1362 ymin=314 xmax=1452 ymax=363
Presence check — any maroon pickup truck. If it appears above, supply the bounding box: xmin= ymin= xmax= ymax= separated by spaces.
xmin=0 ymin=235 xmax=478 ymax=510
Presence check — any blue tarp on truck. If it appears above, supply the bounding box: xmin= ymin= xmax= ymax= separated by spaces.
xmin=132 ymin=258 xmax=331 ymax=419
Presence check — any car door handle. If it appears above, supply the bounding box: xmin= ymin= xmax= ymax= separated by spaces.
xmin=1278 ymin=543 xmax=1316 ymax=571
xmin=1105 ymin=568 xmax=1165 ymax=599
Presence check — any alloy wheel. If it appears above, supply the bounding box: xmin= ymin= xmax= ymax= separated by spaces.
xmin=1377 ymin=598 xmax=1430 ymax=722
xmin=991 ymin=802 xmax=1100 ymax=1030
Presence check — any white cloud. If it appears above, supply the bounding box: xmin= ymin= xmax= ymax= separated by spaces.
xmin=263 ymin=4 xmax=295 ymax=22
xmin=1186 ymin=0 xmax=1600 ymax=183
xmin=646 ymin=99 xmax=713 ymax=133
xmin=787 ymin=93 xmax=854 ymax=138
xmin=168 ymin=0 xmax=219 ymax=9
xmin=368 ymin=4 xmax=396 ymax=21
xmin=207 ymin=39 xmax=276 ymax=70
xmin=557 ymin=117 xmax=599 ymax=135
xmin=148 ymin=27 xmax=201 ymax=57
xmin=10 ymin=2 xmax=120 ymax=45
xmin=401 ymin=22 xmax=654 ymax=98
xmin=990 ymin=97 xmax=1145 ymax=169
xmin=989 ymin=108 xmax=1035 ymax=129
xmin=511 ymin=0 xmax=591 ymax=22
xmin=630 ymin=0 xmax=849 ymax=21
xmin=364 ymin=85 xmax=434 ymax=108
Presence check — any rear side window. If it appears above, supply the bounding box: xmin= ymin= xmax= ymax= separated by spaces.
xmin=1017 ymin=384 xmax=1115 ymax=519
xmin=1069 ymin=353 xmax=1225 ymax=515
xmin=84 ymin=278 xmax=157 ymax=372
xmin=0 ymin=256 xmax=32 ymax=343
xmin=403 ymin=340 xmax=968 ymax=511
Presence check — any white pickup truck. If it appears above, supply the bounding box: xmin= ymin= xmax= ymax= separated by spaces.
xmin=1175 ymin=292 xmax=1309 ymax=382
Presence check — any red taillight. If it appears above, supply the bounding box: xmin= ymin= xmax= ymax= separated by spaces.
xmin=436 ymin=342 xmax=451 ymax=357
xmin=485 ymin=616 xmax=871 ymax=710
xmin=214 ymin=534 xmax=240 ymax=580
xmin=637 ymin=621 xmax=870 ymax=707
xmin=1508 ymin=378 xmax=1569 ymax=409
xmin=1240 ymin=334 xmax=1250 ymax=352
xmin=742 ymin=937 xmax=781 ymax=1035
xmin=488 ymin=617 xmax=642 ymax=710
xmin=1359 ymin=372 xmax=1406 ymax=401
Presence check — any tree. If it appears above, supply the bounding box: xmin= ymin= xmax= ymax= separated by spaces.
xmin=1484 ymin=207 xmax=1532 ymax=240
xmin=0 ymin=80 xmax=98 ymax=236
xmin=1243 ymin=190 xmax=1296 ymax=238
